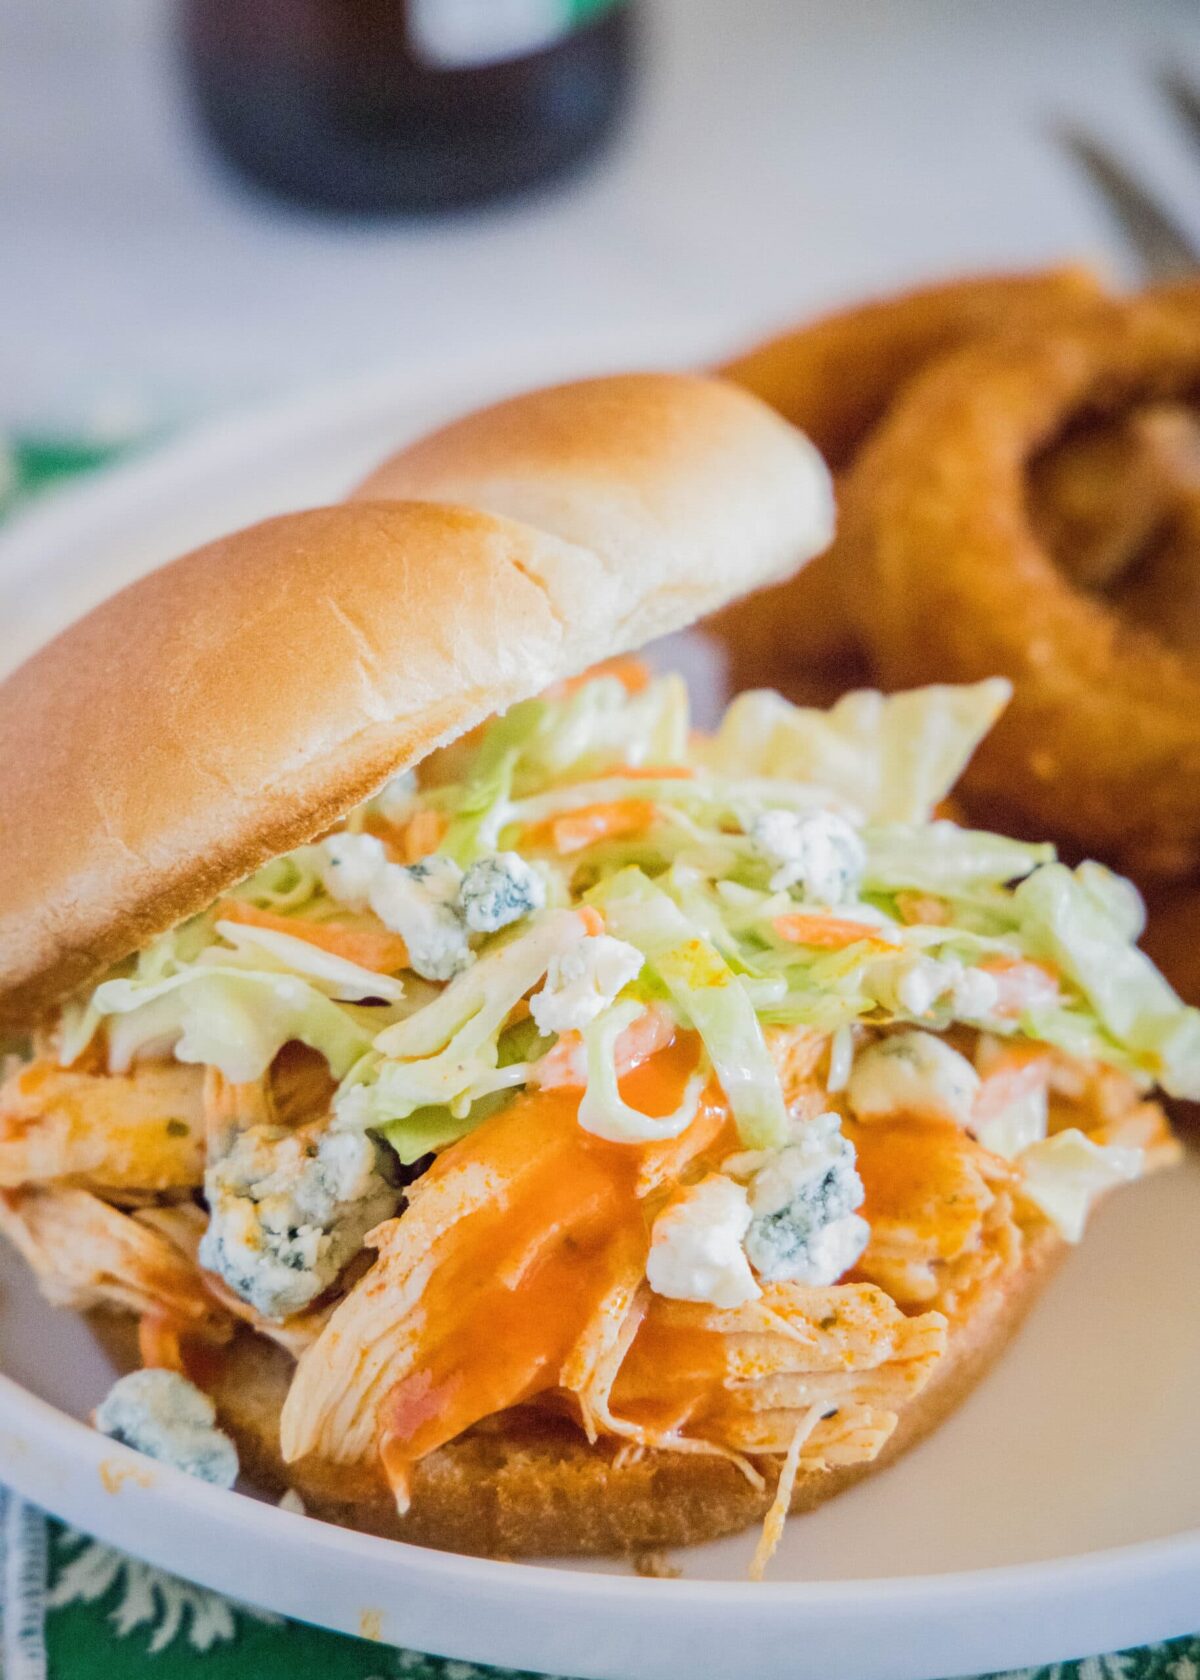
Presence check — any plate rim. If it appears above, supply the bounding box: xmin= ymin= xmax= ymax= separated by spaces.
xmin=4 ymin=1367 xmax=1200 ymax=1606
xmin=4 ymin=1368 xmax=1199 ymax=1680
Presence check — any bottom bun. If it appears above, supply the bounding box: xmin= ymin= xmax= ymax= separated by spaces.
xmin=87 ymin=1220 xmax=1061 ymax=1558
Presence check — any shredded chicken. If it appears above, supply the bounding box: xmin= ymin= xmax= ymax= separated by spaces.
xmin=0 ymin=996 xmax=1174 ymax=1547
xmin=280 ymin=1075 xmax=947 ymax=1517
xmin=279 ymin=1075 xmax=733 ymax=1484
xmin=1047 ymin=1056 xmax=1180 ymax=1169
xmin=764 ymin=1027 xmax=828 ymax=1116
xmin=203 ymin=1067 xmax=276 ymax=1162
xmin=609 ymin=1282 xmax=947 ymax=1457
xmin=0 ymin=1186 xmax=226 ymax=1333
xmin=0 ymin=1060 xmax=205 ymax=1192
xmin=749 ymin=1405 xmax=825 ymax=1581
xmin=849 ymin=1116 xmax=1016 ymax=1307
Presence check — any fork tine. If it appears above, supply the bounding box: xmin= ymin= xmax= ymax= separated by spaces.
xmin=1054 ymin=122 xmax=1199 ymax=284
xmin=1160 ymin=68 xmax=1200 ymax=158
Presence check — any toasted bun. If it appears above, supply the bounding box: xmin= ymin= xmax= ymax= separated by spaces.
xmin=352 ymin=372 xmax=833 ymax=593
xmin=172 ymin=1223 xmax=1060 ymax=1558
xmin=0 ymin=374 xmax=832 ymax=1029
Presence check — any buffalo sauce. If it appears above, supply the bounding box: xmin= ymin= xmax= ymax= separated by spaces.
xmin=608 ymin=1315 xmax=729 ymax=1438
xmin=849 ymin=1115 xmax=1001 ymax=1260
xmin=376 ymin=1030 xmax=728 ymax=1493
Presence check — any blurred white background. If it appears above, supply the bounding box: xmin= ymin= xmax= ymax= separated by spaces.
xmin=3 ymin=0 xmax=1200 ymax=433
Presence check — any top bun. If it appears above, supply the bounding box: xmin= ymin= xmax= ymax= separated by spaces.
xmin=0 ymin=374 xmax=833 ymax=1029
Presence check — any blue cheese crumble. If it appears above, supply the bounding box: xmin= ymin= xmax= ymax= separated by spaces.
xmin=529 ymin=934 xmax=644 ymax=1036
xmin=847 ymin=1029 xmax=980 ymax=1126
xmin=873 ymin=953 xmax=1000 ymax=1023
xmin=460 ymin=852 xmax=546 ymax=933
xmin=200 ymin=1125 xmax=398 ymax=1321
xmin=317 ymin=834 xmax=472 ymax=981
xmin=647 ymin=1174 xmax=761 ymax=1308
xmin=743 ymin=1112 xmax=869 ymax=1285
xmin=369 ymin=769 xmax=418 ymax=827
xmin=750 ymin=808 xmax=865 ymax=902
xmin=94 ymin=1369 xmax=238 ymax=1487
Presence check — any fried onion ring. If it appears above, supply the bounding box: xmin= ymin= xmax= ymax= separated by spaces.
xmin=841 ymin=291 xmax=1200 ymax=879
xmin=712 ymin=267 xmax=1107 ymax=693
xmin=1143 ymin=880 xmax=1200 ymax=1009
xmin=1029 ymin=403 xmax=1200 ymax=593
xmin=721 ymin=266 xmax=1105 ymax=468
xmin=1108 ymin=487 xmax=1200 ymax=655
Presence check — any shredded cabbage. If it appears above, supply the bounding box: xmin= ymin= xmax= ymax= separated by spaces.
xmin=440 ymin=675 xmax=692 ymax=866
xmin=701 ymin=680 xmax=1011 ymax=823
xmin=376 ymin=1086 xmax=521 ymax=1164
xmin=576 ymin=999 xmax=707 ymax=1143
xmin=862 ymin=823 xmax=1052 ymax=895
xmin=1018 ymin=1129 xmax=1143 ymax=1242
xmin=88 ymin=969 xmax=375 ymax=1083
xmin=521 ymin=674 xmax=690 ymax=782
xmin=439 ymin=747 xmax=520 ymax=867
xmin=229 ymin=853 xmax=323 ymax=915
xmin=53 ymin=670 xmax=1196 ymax=1169
xmin=595 ymin=869 xmax=789 ymax=1149
xmin=333 ymin=911 xmax=587 ymax=1134
xmin=1015 ymin=863 xmax=1200 ymax=1099
xmin=499 ymin=674 xmax=689 ymax=788
xmin=211 ymin=921 xmax=405 ymax=1003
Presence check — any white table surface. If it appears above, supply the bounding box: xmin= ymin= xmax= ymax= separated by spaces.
xmin=2 ymin=0 xmax=1200 ymax=434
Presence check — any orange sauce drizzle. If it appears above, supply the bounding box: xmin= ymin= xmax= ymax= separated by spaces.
xmin=376 ymin=1032 xmax=730 ymax=1491
xmin=849 ymin=1116 xmax=1004 ymax=1260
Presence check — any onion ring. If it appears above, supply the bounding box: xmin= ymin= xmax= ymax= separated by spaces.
xmin=1029 ymin=403 xmax=1200 ymax=593
xmin=712 ymin=267 xmax=1106 ymax=693
xmin=721 ymin=266 xmax=1105 ymax=469
xmin=841 ymin=290 xmax=1200 ymax=879
xmin=1143 ymin=881 xmax=1200 ymax=1008
xmin=1107 ymin=487 xmax=1200 ymax=655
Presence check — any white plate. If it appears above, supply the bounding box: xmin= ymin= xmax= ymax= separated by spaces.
xmin=1 ymin=336 xmax=1199 ymax=1680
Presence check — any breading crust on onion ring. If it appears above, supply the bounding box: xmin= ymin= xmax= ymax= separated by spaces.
xmin=712 ymin=266 xmax=1107 ymax=694
xmin=1144 ymin=880 xmax=1200 ymax=1011
xmin=840 ymin=291 xmax=1200 ymax=880
xmin=1109 ymin=487 xmax=1200 ymax=655
xmin=721 ymin=266 xmax=1106 ymax=467
xmin=1028 ymin=403 xmax=1200 ymax=593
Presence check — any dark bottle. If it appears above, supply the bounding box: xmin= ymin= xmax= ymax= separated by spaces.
xmin=179 ymin=0 xmax=635 ymax=215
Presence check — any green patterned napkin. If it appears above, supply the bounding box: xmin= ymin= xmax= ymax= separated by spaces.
xmin=0 ymin=442 xmax=1196 ymax=1680
xmin=0 ymin=434 xmax=140 ymax=520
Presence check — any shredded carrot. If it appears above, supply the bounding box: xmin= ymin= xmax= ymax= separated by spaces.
xmin=977 ymin=954 xmax=1060 ymax=1017
xmin=974 ymin=1044 xmax=1053 ymax=1122
xmin=400 ymin=808 xmax=447 ymax=865
xmin=594 ymin=764 xmax=695 ymax=781
xmin=894 ymin=891 xmax=951 ymax=927
xmin=216 ymin=900 xmax=410 ymax=974
xmin=576 ymin=905 xmax=606 ymax=937
xmin=546 ymin=801 xmax=656 ymax=855
xmin=545 ymin=655 xmax=651 ymax=699
xmin=771 ymin=914 xmax=900 ymax=952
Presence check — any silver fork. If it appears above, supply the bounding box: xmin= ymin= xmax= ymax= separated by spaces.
xmin=1055 ymin=71 xmax=1200 ymax=282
